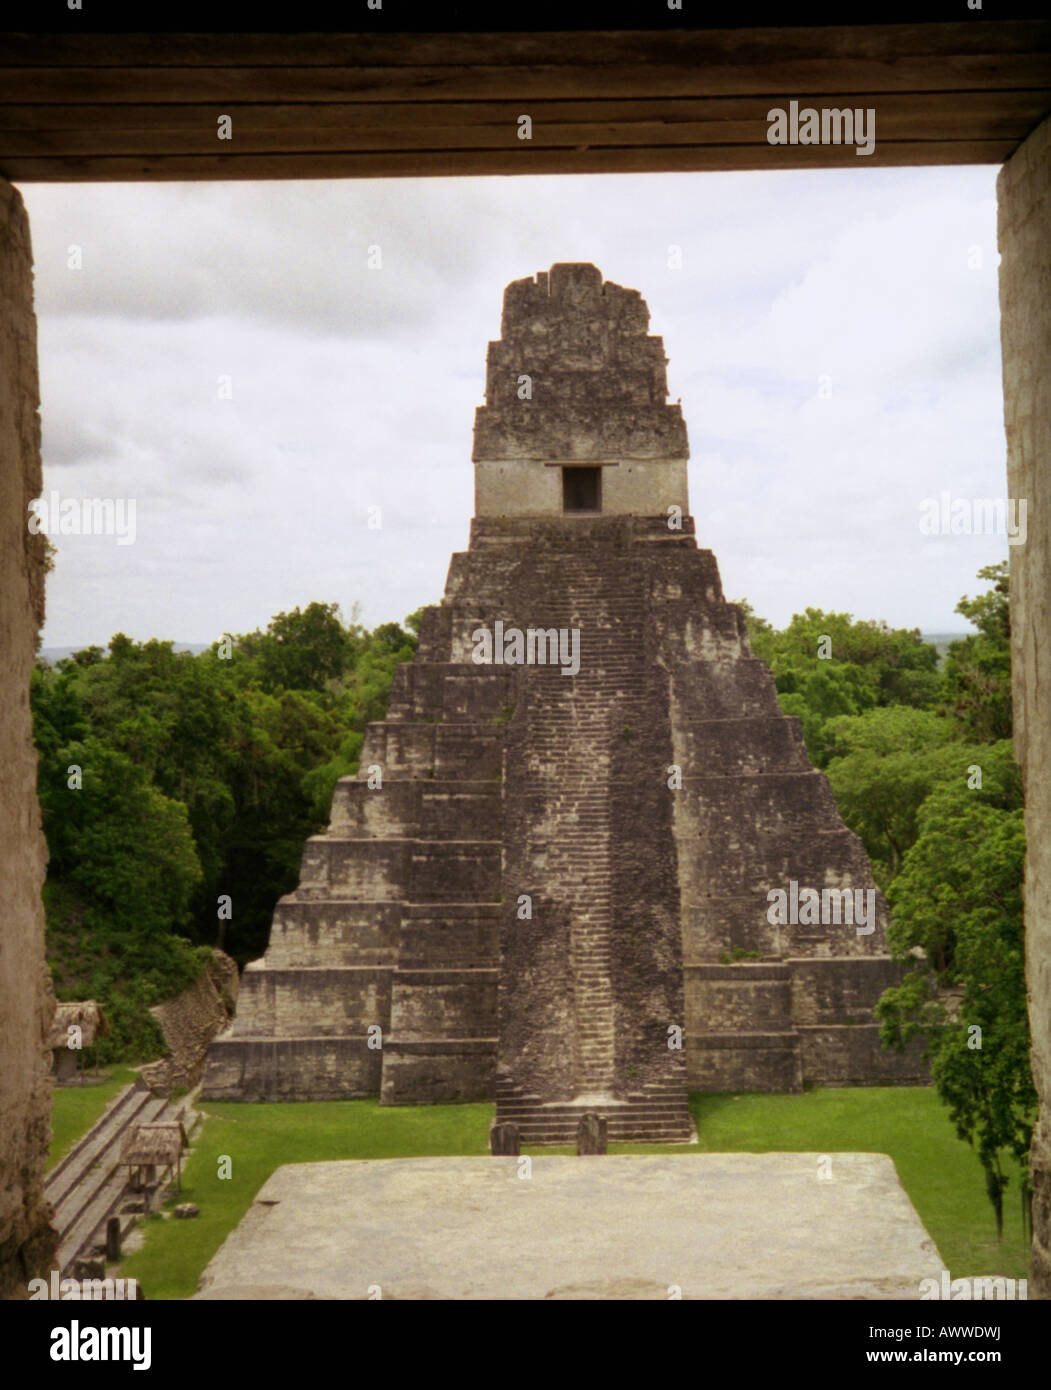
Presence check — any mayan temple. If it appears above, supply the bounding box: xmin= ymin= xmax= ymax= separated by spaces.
xmin=202 ymin=262 xmax=924 ymax=1140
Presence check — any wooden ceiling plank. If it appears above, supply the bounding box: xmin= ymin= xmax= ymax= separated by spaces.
xmin=0 ymin=109 xmax=1040 ymax=157
xmin=0 ymin=24 xmax=1048 ymax=68
xmin=0 ymin=140 xmax=1016 ymax=183
xmin=3 ymin=54 xmax=1051 ymax=105
xmin=2 ymin=91 xmax=1048 ymax=132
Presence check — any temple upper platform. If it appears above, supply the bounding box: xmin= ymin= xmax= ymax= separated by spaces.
xmin=472 ymin=263 xmax=690 ymax=521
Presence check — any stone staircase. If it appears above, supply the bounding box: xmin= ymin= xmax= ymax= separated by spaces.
xmin=535 ymin=551 xmax=637 ymax=1099
xmin=495 ymin=1075 xmax=693 ymax=1144
xmin=46 ymin=1079 xmax=195 ymax=1277
xmin=455 ymin=531 xmax=691 ymax=1136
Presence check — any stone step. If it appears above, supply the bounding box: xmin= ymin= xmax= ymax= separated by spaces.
xmin=495 ymin=1102 xmax=690 ymax=1118
xmin=50 ymin=1090 xmax=194 ymax=1278
xmin=299 ymin=837 xmax=502 ymax=902
xmin=328 ymin=778 xmax=503 ymax=843
xmin=51 ymin=1092 xmax=169 ymax=1236
xmin=499 ymin=1119 xmax=693 ymax=1144
xmin=496 ymin=1100 xmax=692 ymax=1114
xmin=514 ymin=1119 xmax=692 ymax=1133
xmin=359 ymin=722 xmax=505 ymax=781
xmin=499 ymin=1119 xmax=692 ymax=1136
xmin=46 ymin=1080 xmax=152 ymax=1208
xmin=690 ymin=1030 xmax=802 ymax=1046
xmin=494 ymin=1098 xmax=692 ymax=1113
xmin=389 ymin=968 xmax=498 ymax=1041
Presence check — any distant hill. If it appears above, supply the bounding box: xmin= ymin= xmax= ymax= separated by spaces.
xmin=38 ymin=642 xmax=210 ymax=666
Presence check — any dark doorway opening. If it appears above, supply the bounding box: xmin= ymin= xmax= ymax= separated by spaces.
xmin=563 ymin=466 xmax=602 ymax=513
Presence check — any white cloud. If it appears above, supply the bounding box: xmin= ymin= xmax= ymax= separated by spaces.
xmin=22 ymin=165 xmax=1006 ymax=648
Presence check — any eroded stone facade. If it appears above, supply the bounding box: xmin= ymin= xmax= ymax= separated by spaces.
xmin=0 ymin=178 xmax=57 ymax=1297
xmin=473 ymin=262 xmax=689 ymax=521
xmin=204 ymin=264 xmax=925 ymax=1139
xmin=139 ymin=950 xmax=239 ymax=1096
xmin=998 ymin=112 xmax=1051 ymax=1298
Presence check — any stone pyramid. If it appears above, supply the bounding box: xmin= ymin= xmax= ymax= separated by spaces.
xmin=203 ymin=263 xmax=925 ymax=1140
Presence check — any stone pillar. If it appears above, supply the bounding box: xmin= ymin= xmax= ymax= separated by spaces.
xmin=489 ymin=1122 xmax=521 ymax=1155
xmin=105 ymin=1216 xmax=122 ymax=1263
xmin=0 ymin=177 xmax=57 ymax=1297
xmin=577 ymin=1113 xmax=608 ymax=1155
xmin=997 ymin=111 xmax=1051 ymax=1299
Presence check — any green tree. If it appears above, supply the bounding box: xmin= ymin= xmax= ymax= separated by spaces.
xmin=51 ymin=637 xmax=240 ymax=936
xmin=739 ymin=605 xmax=941 ymax=766
xmin=876 ymin=783 xmax=1033 ymax=1236
xmin=32 ymin=605 xmax=419 ymax=1052
xmin=249 ymin=602 xmax=358 ymax=693
xmin=823 ymin=708 xmax=1016 ymax=883
xmin=37 ymin=735 xmax=207 ymax=1060
xmin=218 ymin=685 xmax=349 ymax=960
xmin=300 ymin=620 xmax=418 ymax=824
xmin=39 ymin=736 xmax=202 ymax=935
xmin=943 ymin=561 xmax=1012 ymax=742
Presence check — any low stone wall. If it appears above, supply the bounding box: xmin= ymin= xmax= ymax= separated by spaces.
xmin=204 ymin=1037 xmax=381 ymax=1102
xmin=139 ymin=950 xmax=238 ymax=1095
xmin=687 ymin=1032 xmax=803 ymax=1093
xmin=380 ymin=1039 xmax=497 ymax=1105
xmin=798 ymin=1025 xmax=928 ymax=1087
xmin=790 ymin=957 xmax=907 ymax=1026
xmin=684 ymin=959 xmax=929 ymax=1092
xmin=231 ymin=963 xmax=391 ymax=1040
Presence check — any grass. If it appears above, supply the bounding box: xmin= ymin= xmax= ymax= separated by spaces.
xmin=116 ymin=1086 xmax=1031 ymax=1299
xmin=47 ymin=1064 xmax=138 ymax=1171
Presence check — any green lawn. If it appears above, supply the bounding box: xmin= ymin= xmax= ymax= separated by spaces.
xmin=117 ymin=1086 xmax=1031 ymax=1299
xmin=47 ymin=1065 xmax=138 ymax=1171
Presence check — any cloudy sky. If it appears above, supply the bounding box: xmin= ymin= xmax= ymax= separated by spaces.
xmin=21 ymin=165 xmax=1008 ymax=650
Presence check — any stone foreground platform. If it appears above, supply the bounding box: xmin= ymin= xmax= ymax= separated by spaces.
xmin=194 ymin=1153 xmax=943 ymax=1300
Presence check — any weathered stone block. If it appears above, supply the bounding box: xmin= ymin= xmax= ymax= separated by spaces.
xmin=389 ymin=969 xmax=498 ymax=1039
xmin=328 ymin=779 xmax=419 ymax=839
xmin=577 ymin=1114 xmax=608 ymax=1155
xmin=396 ymin=904 xmax=500 ymax=969
xmin=685 ymin=964 xmax=794 ymax=1033
xmin=789 ymin=957 xmax=905 ymax=1026
xmin=409 ymin=843 xmax=500 ymax=902
xmin=380 ymin=1040 xmax=497 ymax=1105
xmin=202 ymin=1037 xmax=382 ymax=1102
xmin=266 ymin=900 xmax=400 ymax=968
xmin=797 ymin=1025 xmax=928 ymax=1087
xmin=490 ymin=1123 xmax=520 ymax=1155
xmin=232 ymin=965 xmax=391 ymax=1039
xmin=687 ymin=1032 xmax=804 ymax=1094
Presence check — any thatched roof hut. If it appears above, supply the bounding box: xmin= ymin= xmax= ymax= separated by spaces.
xmin=120 ymin=1121 xmax=185 ymax=1169
xmin=120 ymin=1120 xmax=187 ymax=1193
xmin=47 ymin=1000 xmax=107 ymax=1050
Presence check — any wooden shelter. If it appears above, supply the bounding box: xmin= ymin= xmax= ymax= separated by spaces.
xmin=48 ymin=1001 xmax=107 ymax=1084
xmin=120 ymin=1121 xmax=187 ymax=1195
